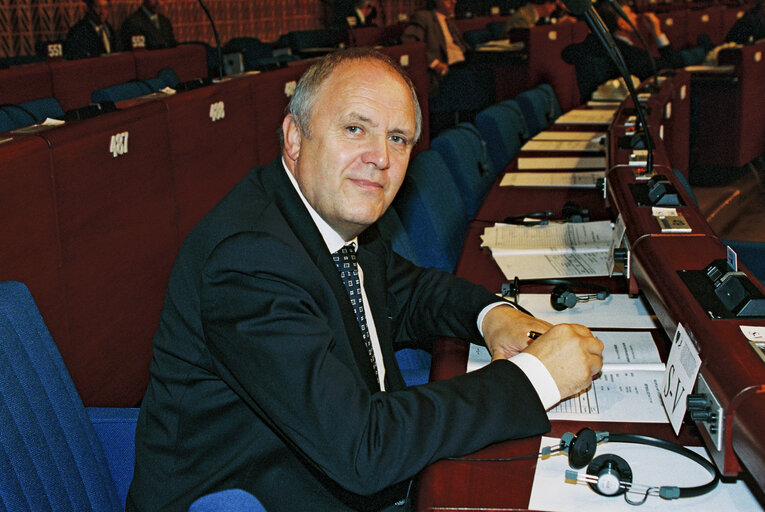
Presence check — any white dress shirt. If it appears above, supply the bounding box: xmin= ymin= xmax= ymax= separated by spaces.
xmin=282 ymin=159 xmax=560 ymax=407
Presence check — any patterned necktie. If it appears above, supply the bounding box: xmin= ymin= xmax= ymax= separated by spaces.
xmin=332 ymin=245 xmax=380 ymax=385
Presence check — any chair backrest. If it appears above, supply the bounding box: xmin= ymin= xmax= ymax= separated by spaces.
xmin=475 ymin=100 xmax=528 ymax=172
xmin=514 ymin=84 xmax=561 ymax=136
xmin=393 ymin=150 xmax=467 ymax=273
xmin=430 ymin=122 xmax=496 ymax=220
xmin=0 ymin=281 xmax=123 ymax=512
xmin=91 ymin=80 xmax=151 ymax=103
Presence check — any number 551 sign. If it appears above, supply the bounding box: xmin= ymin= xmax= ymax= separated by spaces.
xmin=661 ymin=323 xmax=702 ymax=435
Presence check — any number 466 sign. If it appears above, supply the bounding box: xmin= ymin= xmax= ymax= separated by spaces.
xmin=661 ymin=323 xmax=702 ymax=434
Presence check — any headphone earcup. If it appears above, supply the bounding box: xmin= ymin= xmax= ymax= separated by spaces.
xmin=550 ymin=283 xmax=577 ymax=311
xmin=586 ymin=454 xmax=633 ymax=496
xmin=568 ymin=428 xmax=598 ymax=469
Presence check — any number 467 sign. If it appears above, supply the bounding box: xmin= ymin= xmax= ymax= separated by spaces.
xmin=661 ymin=323 xmax=702 ymax=434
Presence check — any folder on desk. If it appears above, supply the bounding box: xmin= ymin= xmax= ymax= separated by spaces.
xmin=517 ymin=156 xmax=606 ymax=170
xmin=532 ymin=131 xmax=606 ymax=141
xmin=500 ymin=171 xmax=604 ymax=188
xmin=521 ymin=139 xmax=604 ymax=153
xmin=555 ymin=108 xmax=616 ymax=126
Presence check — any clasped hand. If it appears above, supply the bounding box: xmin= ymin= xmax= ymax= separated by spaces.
xmin=481 ymin=305 xmax=604 ymax=400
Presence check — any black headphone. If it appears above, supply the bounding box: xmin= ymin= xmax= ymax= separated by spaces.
xmin=450 ymin=427 xmax=719 ymax=505
xmin=555 ymin=428 xmax=719 ymax=505
xmin=504 ymin=201 xmax=589 ymax=225
xmin=502 ymin=277 xmax=610 ymax=311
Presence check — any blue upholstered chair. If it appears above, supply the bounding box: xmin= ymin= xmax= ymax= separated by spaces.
xmin=475 ymin=99 xmax=528 ymax=172
xmin=392 ymin=150 xmax=468 ymax=273
xmin=0 ymin=281 xmax=267 ymax=511
xmin=0 ymin=280 xmax=138 ymax=511
xmin=0 ymin=98 xmax=64 ymax=129
xmin=188 ymin=489 xmax=267 ymax=512
xmin=430 ymin=122 xmax=497 ymax=220
xmin=514 ymin=84 xmax=561 ymax=136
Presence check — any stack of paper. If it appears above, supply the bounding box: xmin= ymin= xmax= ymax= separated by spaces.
xmin=480 ymin=221 xmax=615 ymax=279
xmin=517 ymin=156 xmax=606 ymax=170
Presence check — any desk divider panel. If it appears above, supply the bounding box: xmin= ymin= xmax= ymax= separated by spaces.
xmin=0 ymin=135 xmax=68 ymax=354
xmin=133 ymin=44 xmax=209 ymax=83
xmin=0 ymin=62 xmax=54 ymax=105
xmin=686 ymin=6 xmax=726 ymax=46
xmin=249 ymin=62 xmax=313 ymax=167
xmin=49 ymin=53 xmax=137 ymax=111
xmin=42 ymin=102 xmax=177 ymax=406
xmin=513 ymin=24 xmax=578 ymax=112
xmin=163 ymin=78 xmax=259 ymax=240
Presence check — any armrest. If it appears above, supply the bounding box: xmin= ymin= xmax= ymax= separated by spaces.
xmin=188 ymin=489 xmax=267 ymax=512
xmin=87 ymin=407 xmax=140 ymax=505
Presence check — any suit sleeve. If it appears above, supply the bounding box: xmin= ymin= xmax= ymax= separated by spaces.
xmin=200 ymin=230 xmax=550 ymax=497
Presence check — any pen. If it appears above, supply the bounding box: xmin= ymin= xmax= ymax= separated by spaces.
xmin=526 ymin=330 xmax=543 ymax=341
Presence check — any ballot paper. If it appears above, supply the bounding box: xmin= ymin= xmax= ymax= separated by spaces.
xmin=555 ymin=108 xmax=616 ymax=125
xmin=480 ymin=221 xmax=614 ymax=279
xmin=517 ymin=156 xmax=606 ymax=170
xmin=468 ymin=331 xmax=668 ymax=423
xmin=528 ymin=436 xmax=760 ymax=512
xmin=499 ymin=171 xmax=604 ymax=188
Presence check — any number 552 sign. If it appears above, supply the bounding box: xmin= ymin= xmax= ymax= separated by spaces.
xmin=661 ymin=323 xmax=702 ymax=435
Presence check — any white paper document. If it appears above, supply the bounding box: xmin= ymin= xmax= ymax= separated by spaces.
xmin=548 ymin=369 xmax=668 ymax=422
xmin=468 ymin=331 xmax=668 ymax=422
xmin=481 ymin=221 xmax=614 ymax=279
xmin=532 ymin=130 xmax=605 ymax=141
xmin=467 ymin=331 xmax=661 ymax=373
xmin=521 ymin=139 xmax=604 ymax=152
xmin=500 ymin=171 xmax=604 ymax=188
xmin=555 ymin=108 xmax=616 ymax=125
xmin=517 ymin=156 xmax=606 ymax=170
xmin=529 ymin=436 xmax=760 ymax=512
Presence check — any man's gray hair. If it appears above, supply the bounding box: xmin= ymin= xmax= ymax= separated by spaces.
xmin=283 ymin=47 xmax=422 ymax=145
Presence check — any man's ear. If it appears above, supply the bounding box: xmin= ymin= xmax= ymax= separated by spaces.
xmin=282 ymin=114 xmax=302 ymax=162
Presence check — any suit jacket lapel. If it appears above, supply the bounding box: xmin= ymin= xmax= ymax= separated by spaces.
xmin=258 ymin=160 xmax=381 ymax=392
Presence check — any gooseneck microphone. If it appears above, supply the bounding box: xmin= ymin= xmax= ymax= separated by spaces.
xmin=196 ymin=0 xmax=224 ymax=80
xmin=605 ymin=0 xmax=660 ymax=90
xmin=565 ymin=0 xmax=654 ymax=173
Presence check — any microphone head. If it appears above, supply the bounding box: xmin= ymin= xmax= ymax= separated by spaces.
xmin=562 ymin=0 xmax=591 ymax=16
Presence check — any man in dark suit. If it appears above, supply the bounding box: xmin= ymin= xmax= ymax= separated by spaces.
xmin=119 ymin=0 xmax=176 ymax=50
xmin=402 ymin=0 xmax=469 ymax=91
xmin=127 ymin=48 xmax=603 ymax=512
xmin=64 ymin=0 xmax=118 ymax=59
xmin=562 ymin=0 xmax=684 ymax=102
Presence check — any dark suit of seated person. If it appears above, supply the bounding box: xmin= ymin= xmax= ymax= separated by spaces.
xmin=401 ymin=0 xmax=471 ymax=93
xmin=725 ymin=0 xmax=765 ymax=45
xmin=126 ymin=48 xmax=604 ymax=512
xmin=562 ymin=0 xmax=684 ymax=101
xmin=337 ymin=0 xmax=378 ymax=28
xmin=119 ymin=0 xmax=176 ymax=50
xmin=503 ymin=0 xmax=576 ymax=33
xmin=65 ymin=0 xmax=119 ymax=59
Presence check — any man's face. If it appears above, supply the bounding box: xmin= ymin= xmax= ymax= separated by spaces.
xmin=436 ymin=0 xmax=456 ymax=16
xmin=143 ymin=0 xmax=160 ymax=13
xmin=283 ymin=60 xmax=416 ymax=241
xmin=89 ymin=0 xmax=110 ymax=24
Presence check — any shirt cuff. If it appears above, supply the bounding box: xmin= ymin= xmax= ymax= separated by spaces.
xmin=476 ymin=301 xmax=516 ymax=336
xmin=508 ymin=352 xmax=561 ymax=410
xmin=655 ymin=33 xmax=670 ymax=48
